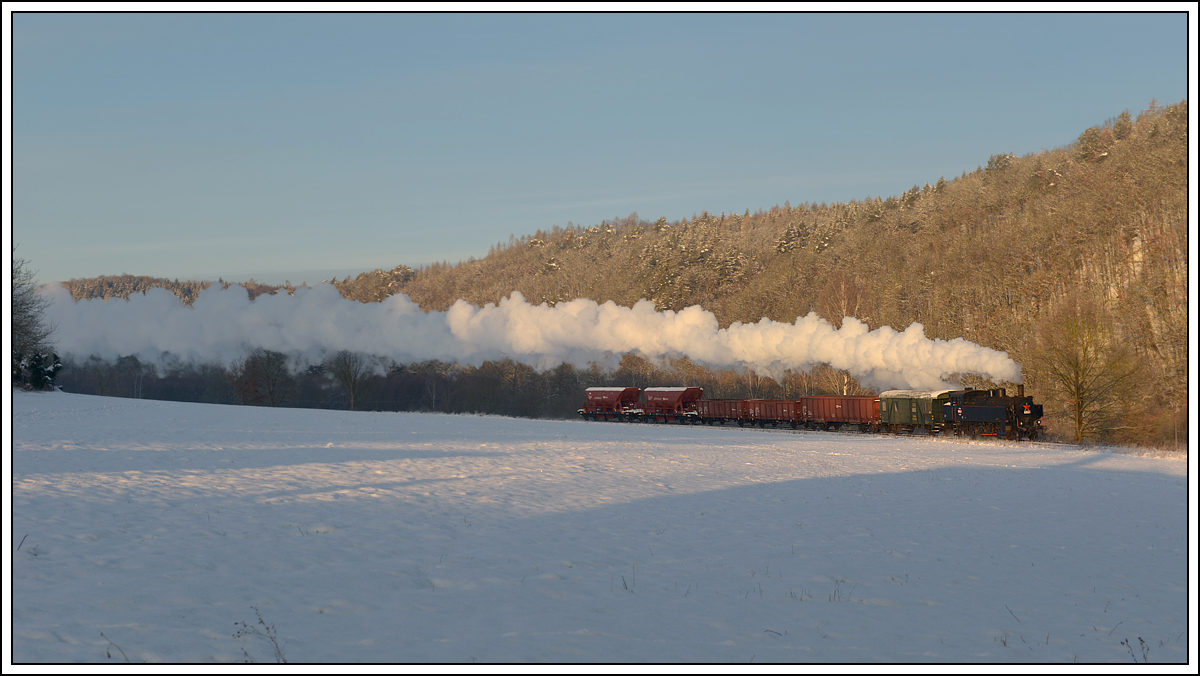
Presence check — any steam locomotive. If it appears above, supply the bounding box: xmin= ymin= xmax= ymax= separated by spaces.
xmin=579 ymin=385 xmax=1043 ymax=441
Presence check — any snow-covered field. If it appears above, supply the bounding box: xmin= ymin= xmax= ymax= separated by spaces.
xmin=9 ymin=390 xmax=1193 ymax=664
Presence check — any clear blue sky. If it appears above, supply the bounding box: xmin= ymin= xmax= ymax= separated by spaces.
xmin=9 ymin=10 xmax=1192 ymax=285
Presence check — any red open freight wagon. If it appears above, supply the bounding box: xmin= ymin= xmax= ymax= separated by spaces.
xmin=798 ymin=395 xmax=880 ymax=431
xmin=744 ymin=399 xmax=801 ymax=427
xmin=695 ymin=399 xmax=745 ymax=425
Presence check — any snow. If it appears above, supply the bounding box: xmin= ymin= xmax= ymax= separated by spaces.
xmin=879 ymin=390 xmax=954 ymax=400
xmin=8 ymin=389 xmax=1194 ymax=665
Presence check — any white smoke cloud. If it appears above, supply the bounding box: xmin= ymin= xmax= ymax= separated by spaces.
xmin=41 ymin=283 xmax=1022 ymax=390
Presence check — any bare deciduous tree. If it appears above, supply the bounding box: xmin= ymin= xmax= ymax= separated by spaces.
xmin=85 ymin=356 xmax=115 ymax=397
xmin=817 ymin=269 xmax=863 ymax=329
xmin=12 ymin=246 xmax=56 ymax=356
xmin=229 ymin=349 xmax=294 ymax=407
xmin=811 ymin=363 xmax=873 ymax=396
xmin=1031 ymin=293 xmax=1142 ymax=443
xmin=325 ymin=350 xmax=373 ymax=410
xmin=413 ymin=360 xmax=454 ymax=411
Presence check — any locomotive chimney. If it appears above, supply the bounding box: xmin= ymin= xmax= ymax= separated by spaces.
xmin=1018 ymin=384 xmax=1024 ymax=399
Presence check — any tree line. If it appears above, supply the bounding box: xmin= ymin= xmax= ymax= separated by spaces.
xmin=61 ymin=274 xmax=301 ymax=305
xmin=51 ymin=350 xmax=882 ymax=419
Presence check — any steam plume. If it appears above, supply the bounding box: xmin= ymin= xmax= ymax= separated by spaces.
xmin=42 ymin=284 xmax=1022 ymax=390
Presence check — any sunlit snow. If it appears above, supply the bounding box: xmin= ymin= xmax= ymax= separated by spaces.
xmin=10 ymin=390 xmax=1190 ymax=664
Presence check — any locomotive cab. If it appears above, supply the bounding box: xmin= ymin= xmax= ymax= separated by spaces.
xmin=943 ymin=388 xmax=1044 ymax=440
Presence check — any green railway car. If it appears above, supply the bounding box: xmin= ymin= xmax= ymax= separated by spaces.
xmin=879 ymin=389 xmax=954 ymax=433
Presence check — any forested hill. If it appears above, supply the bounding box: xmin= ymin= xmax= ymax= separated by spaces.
xmin=344 ymin=100 xmax=1187 ymax=434
xmin=61 ymin=100 xmax=1188 ymax=444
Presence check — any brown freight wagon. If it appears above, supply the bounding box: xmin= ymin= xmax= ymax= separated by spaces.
xmin=744 ymin=399 xmax=801 ymax=428
xmin=798 ymin=395 xmax=881 ymax=432
xmin=643 ymin=387 xmax=703 ymax=423
xmin=695 ymin=398 xmax=746 ymax=426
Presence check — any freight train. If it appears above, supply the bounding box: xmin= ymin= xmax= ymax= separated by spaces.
xmin=578 ymin=386 xmax=1043 ymax=441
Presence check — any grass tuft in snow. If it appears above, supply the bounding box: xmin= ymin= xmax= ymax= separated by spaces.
xmin=1120 ymin=637 xmax=1150 ymax=663
xmin=827 ymin=577 xmax=855 ymax=602
xmin=232 ymin=606 xmax=287 ymax=664
xmin=100 ymin=632 xmax=129 ymax=663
